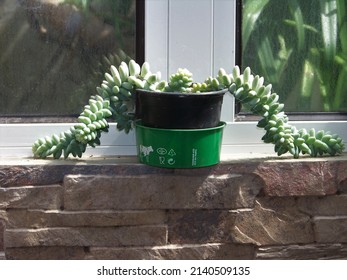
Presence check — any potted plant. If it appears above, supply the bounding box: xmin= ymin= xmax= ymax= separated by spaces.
xmin=134 ymin=67 xmax=227 ymax=168
xmin=32 ymin=60 xmax=345 ymax=166
xmin=135 ymin=68 xmax=227 ymax=129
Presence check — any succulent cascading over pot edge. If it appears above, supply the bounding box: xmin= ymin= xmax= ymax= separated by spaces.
xmin=32 ymin=60 xmax=345 ymax=159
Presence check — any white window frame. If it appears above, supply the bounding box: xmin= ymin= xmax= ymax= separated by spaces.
xmin=0 ymin=0 xmax=346 ymax=158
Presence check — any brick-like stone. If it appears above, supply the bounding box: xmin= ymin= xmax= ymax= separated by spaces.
xmin=314 ymin=217 xmax=347 ymax=243
xmin=87 ymin=243 xmax=255 ymax=260
xmin=231 ymin=197 xmax=314 ymax=246
xmin=0 ymin=211 xmax=7 ymax=221
xmin=256 ymin=244 xmax=347 ymax=260
xmin=255 ymin=161 xmax=338 ymax=196
xmin=298 ymin=195 xmax=347 ymax=216
xmin=0 ymin=163 xmax=173 ymax=188
xmin=64 ymin=174 xmax=263 ymax=210
xmin=5 ymin=226 xmax=167 ymax=247
xmin=168 ymin=210 xmax=236 ymax=244
xmin=0 ymin=185 xmax=62 ymax=210
xmin=6 ymin=209 xmax=166 ymax=229
xmin=5 ymin=247 xmax=86 ymax=260
xmin=0 ymin=211 xmax=6 ymax=252
xmin=337 ymin=161 xmax=347 ymax=193
xmin=0 ymin=218 xmax=5 ymax=251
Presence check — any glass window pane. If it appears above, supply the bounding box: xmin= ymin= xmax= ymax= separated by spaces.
xmin=0 ymin=0 xmax=137 ymax=117
xmin=242 ymin=0 xmax=347 ymax=112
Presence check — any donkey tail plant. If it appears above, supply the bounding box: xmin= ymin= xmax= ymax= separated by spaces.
xmin=217 ymin=66 xmax=345 ymax=158
xmin=32 ymin=60 xmax=345 ymax=159
xmin=32 ymin=60 xmax=162 ymax=159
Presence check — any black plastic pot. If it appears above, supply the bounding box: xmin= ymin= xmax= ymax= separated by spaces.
xmin=135 ymin=89 xmax=227 ymax=129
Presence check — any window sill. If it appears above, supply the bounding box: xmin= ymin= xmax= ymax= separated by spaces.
xmin=1 ymin=121 xmax=346 ymax=158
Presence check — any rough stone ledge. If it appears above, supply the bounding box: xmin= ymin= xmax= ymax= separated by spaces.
xmin=1 ymin=154 xmax=346 ymax=197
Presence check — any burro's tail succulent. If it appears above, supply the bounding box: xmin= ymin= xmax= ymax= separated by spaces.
xmin=216 ymin=66 xmax=345 ymax=158
xmin=32 ymin=60 xmax=345 ymax=159
xmin=164 ymin=68 xmax=193 ymax=92
xmin=32 ymin=60 xmax=162 ymax=159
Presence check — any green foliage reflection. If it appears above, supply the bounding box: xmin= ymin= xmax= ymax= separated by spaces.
xmin=242 ymin=0 xmax=347 ymax=112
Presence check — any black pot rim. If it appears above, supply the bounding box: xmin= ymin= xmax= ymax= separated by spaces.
xmin=135 ymin=120 xmax=226 ymax=131
xmin=136 ymin=88 xmax=228 ymax=97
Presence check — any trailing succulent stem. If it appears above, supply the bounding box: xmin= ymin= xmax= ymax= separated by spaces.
xmin=32 ymin=60 xmax=345 ymax=159
xmin=217 ymin=66 xmax=345 ymax=158
xmin=32 ymin=60 xmax=162 ymax=159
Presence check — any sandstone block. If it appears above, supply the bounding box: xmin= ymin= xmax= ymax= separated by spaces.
xmin=5 ymin=226 xmax=167 ymax=248
xmin=0 ymin=164 xmax=171 ymax=188
xmin=0 ymin=219 xmax=4 ymax=251
xmin=314 ymin=217 xmax=347 ymax=243
xmin=87 ymin=243 xmax=255 ymax=260
xmin=256 ymin=244 xmax=347 ymax=260
xmin=0 ymin=210 xmax=7 ymax=221
xmin=231 ymin=197 xmax=314 ymax=245
xmin=0 ymin=185 xmax=62 ymax=210
xmin=337 ymin=161 xmax=347 ymax=193
xmin=298 ymin=195 xmax=347 ymax=216
xmin=0 ymin=211 xmax=6 ymax=251
xmin=255 ymin=161 xmax=338 ymax=196
xmin=0 ymin=166 xmax=67 ymax=188
xmin=6 ymin=209 xmax=166 ymax=229
xmin=5 ymin=246 xmax=86 ymax=260
xmin=168 ymin=210 xmax=236 ymax=244
xmin=63 ymin=174 xmax=263 ymax=210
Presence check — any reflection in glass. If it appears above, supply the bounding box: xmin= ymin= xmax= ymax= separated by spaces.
xmin=0 ymin=0 xmax=136 ymax=116
xmin=242 ymin=0 xmax=347 ymax=112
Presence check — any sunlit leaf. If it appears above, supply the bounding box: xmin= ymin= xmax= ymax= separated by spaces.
xmin=301 ymin=60 xmax=315 ymax=98
xmin=284 ymin=20 xmax=319 ymax=34
xmin=320 ymin=0 xmax=337 ymax=61
xmin=334 ymin=69 xmax=347 ymax=110
xmin=288 ymin=0 xmax=305 ymax=50
xmin=242 ymin=0 xmax=270 ymax=51
xmin=337 ymin=0 xmax=347 ymax=53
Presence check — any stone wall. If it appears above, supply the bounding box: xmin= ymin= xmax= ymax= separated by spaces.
xmin=0 ymin=155 xmax=347 ymax=259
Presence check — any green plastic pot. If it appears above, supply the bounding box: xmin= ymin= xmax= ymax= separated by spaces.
xmin=135 ymin=121 xmax=226 ymax=168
